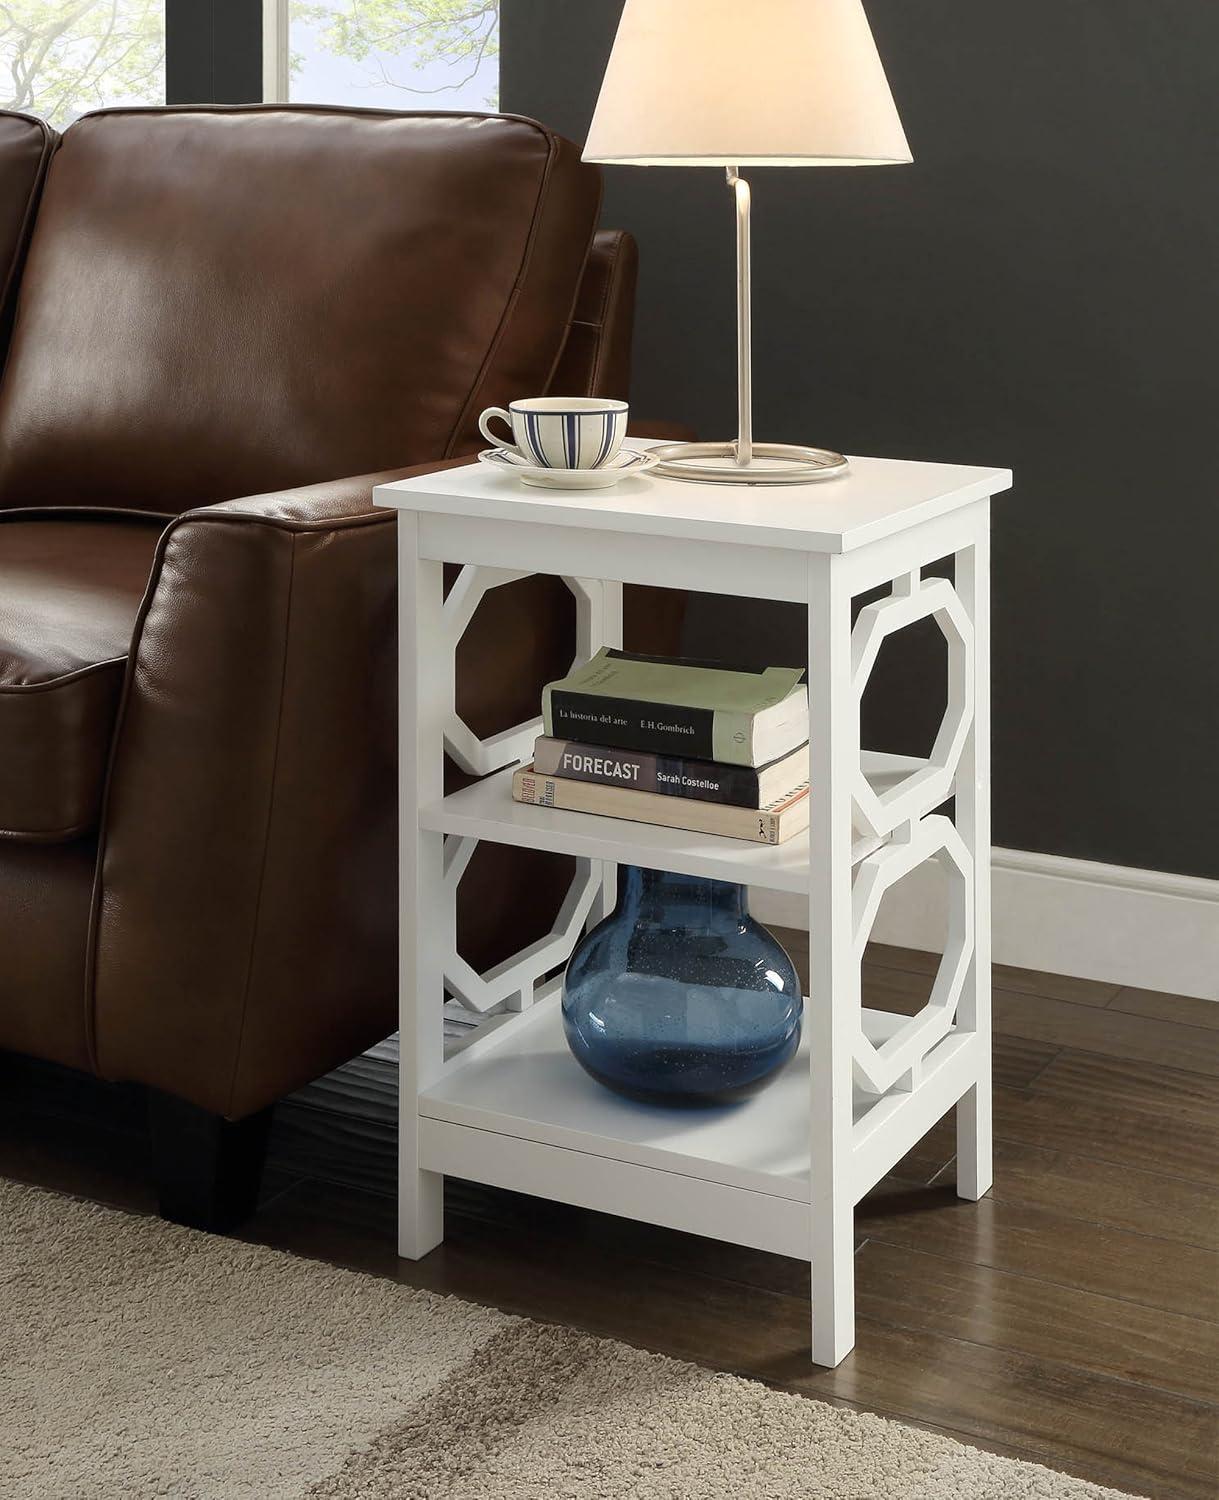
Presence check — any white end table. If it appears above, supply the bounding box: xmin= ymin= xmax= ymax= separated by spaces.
xmin=375 ymin=450 xmax=1011 ymax=1367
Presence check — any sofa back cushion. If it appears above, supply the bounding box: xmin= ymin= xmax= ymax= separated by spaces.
xmin=549 ymin=229 xmax=637 ymax=402
xmin=0 ymin=107 xmax=600 ymax=515
xmin=0 ymin=111 xmax=55 ymax=349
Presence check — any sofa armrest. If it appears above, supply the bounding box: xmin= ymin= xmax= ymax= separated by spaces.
xmin=87 ymin=450 xmax=688 ymax=1118
xmin=197 ymin=456 xmax=472 ymax=527
xmin=89 ymin=462 xmax=455 ymax=1117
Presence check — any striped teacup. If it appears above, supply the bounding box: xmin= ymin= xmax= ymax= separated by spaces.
xmin=479 ymin=396 xmax=629 ymax=470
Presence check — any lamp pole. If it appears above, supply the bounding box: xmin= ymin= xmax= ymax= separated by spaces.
xmin=727 ymin=166 xmax=754 ymax=468
xmin=649 ymin=169 xmax=847 ymax=484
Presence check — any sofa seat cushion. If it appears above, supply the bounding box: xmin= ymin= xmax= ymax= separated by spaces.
xmin=0 ymin=512 xmax=163 ymax=840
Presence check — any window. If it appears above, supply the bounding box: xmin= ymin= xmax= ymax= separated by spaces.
xmin=280 ymin=1 xmax=498 ymax=111
xmin=0 ymin=1 xmax=165 ymax=128
xmin=0 ymin=4 xmax=502 ymax=132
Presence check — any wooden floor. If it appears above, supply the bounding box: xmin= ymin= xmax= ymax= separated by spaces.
xmin=3 ymin=936 xmax=1217 ymax=1500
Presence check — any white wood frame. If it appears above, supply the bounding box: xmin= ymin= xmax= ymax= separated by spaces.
xmin=261 ymin=0 xmax=289 ymax=104
xmin=382 ymin=452 xmax=1007 ymax=1366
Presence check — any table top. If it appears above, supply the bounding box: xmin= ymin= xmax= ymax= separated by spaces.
xmin=374 ymin=449 xmax=1011 ymax=555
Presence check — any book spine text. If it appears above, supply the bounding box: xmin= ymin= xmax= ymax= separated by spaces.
xmin=545 ymin=690 xmax=720 ymax=760
xmin=533 ymin=738 xmax=761 ymax=806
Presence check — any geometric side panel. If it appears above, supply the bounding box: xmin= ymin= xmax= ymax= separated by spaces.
xmin=437 ymin=565 xmax=609 ymax=1016
xmin=443 ymin=566 xmax=602 ymax=777
xmin=440 ymin=835 xmax=600 ymax=1015
xmin=851 ymin=575 xmax=975 ymax=839
xmin=850 ymin=813 xmax=974 ymax=1094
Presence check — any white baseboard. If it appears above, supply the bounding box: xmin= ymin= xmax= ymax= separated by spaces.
xmin=752 ymin=848 xmax=1219 ymax=1002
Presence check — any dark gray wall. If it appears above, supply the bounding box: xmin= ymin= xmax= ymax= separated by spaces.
xmin=503 ymin=0 xmax=1219 ymax=879
xmin=167 ymin=0 xmax=262 ymax=106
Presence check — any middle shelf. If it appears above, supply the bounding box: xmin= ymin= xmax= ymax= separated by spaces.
xmin=420 ymin=750 xmax=926 ymax=893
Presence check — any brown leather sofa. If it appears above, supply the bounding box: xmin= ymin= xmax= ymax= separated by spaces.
xmin=0 ymin=104 xmax=666 ymax=1229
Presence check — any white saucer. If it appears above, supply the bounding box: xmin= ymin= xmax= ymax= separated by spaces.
xmin=478 ymin=446 xmax=659 ymax=489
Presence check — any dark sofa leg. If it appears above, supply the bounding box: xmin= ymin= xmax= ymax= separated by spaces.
xmin=147 ymin=1090 xmax=272 ymax=1232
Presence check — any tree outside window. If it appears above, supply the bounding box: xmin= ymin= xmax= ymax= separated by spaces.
xmin=0 ymin=0 xmax=164 ymax=127
xmin=290 ymin=1 xmax=499 ymax=110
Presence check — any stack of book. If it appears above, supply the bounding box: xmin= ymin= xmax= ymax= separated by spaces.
xmin=511 ymin=648 xmax=811 ymax=844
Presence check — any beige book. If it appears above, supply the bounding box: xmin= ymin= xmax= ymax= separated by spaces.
xmin=511 ymin=765 xmax=809 ymax=845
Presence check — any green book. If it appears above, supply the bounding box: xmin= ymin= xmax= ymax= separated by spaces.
xmin=541 ymin=649 xmax=808 ymax=768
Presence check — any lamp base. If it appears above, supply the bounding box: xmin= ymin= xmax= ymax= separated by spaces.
xmin=650 ymin=440 xmax=848 ymax=485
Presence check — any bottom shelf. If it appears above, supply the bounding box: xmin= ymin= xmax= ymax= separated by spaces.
xmin=421 ymin=985 xmax=981 ymax=1258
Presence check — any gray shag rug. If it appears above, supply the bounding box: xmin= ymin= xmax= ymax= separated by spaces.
xmin=0 ymin=1178 xmax=1144 ymax=1499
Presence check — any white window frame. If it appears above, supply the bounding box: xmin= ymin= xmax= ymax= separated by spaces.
xmin=262 ymin=0 xmax=289 ymax=102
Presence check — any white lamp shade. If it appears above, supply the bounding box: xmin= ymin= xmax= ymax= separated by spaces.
xmin=584 ymin=0 xmax=911 ymax=167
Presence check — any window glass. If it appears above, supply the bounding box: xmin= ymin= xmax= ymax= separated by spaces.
xmin=289 ymin=1 xmax=498 ymax=111
xmin=0 ymin=1 xmax=165 ymax=128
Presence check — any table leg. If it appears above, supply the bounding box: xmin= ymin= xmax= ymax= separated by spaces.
xmin=954 ymin=510 xmax=993 ymax=1199
xmin=595 ymin=579 xmax=623 ymax=926
xmin=806 ymin=552 xmax=858 ymax=1366
xmin=398 ymin=513 xmax=446 ymax=1259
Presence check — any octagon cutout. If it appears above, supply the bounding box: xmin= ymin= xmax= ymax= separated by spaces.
xmin=443 ymin=565 xmax=602 ymax=778
xmin=852 ymin=815 xmax=973 ymax=1094
xmin=851 ymin=576 xmax=974 ymax=839
xmin=442 ymin=835 xmax=600 ymax=1014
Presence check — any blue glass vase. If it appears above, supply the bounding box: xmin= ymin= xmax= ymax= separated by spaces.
xmin=562 ymin=866 xmax=802 ymax=1106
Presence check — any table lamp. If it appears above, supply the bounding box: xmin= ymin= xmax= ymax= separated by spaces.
xmin=583 ymin=0 xmax=911 ymax=485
